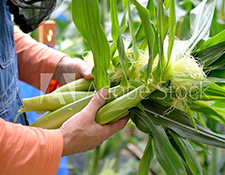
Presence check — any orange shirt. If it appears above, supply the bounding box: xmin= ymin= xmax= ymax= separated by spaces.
xmin=0 ymin=27 xmax=66 ymax=174
xmin=0 ymin=118 xmax=63 ymax=175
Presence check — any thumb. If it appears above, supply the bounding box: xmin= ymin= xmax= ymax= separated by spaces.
xmin=82 ymin=88 xmax=109 ymax=119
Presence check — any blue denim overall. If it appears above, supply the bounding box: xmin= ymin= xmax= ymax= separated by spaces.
xmin=0 ymin=0 xmax=28 ymax=125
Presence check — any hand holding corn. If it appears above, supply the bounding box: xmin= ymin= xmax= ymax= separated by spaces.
xmin=59 ymin=88 xmax=129 ymax=156
xmin=53 ymin=57 xmax=93 ymax=85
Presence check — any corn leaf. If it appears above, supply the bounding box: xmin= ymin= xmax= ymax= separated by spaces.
xmin=134 ymin=25 xmax=145 ymax=46
xmin=152 ymin=126 xmax=187 ymax=175
xmin=130 ymin=108 xmax=153 ymax=134
xmin=167 ymin=0 xmax=176 ymax=62
xmin=195 ymin=41 xmax=225 ymax=69
xmin=141 ymin=99 xmax=225 ymax=148
xmin=137 ymin=137 xmax=153 ymax=175
xmin=110 ymin=24 xmax=128 ymax=59
xmin=128 ymin=1 xmax=158 ymax=55
xmin=176 ymin=15 xmax=191 ymax=40
xmin=129 ymin=0 xmax=156 ymax=82
xmin=72 ymin=0 xmax=110 ymax=90
xmin=148 ymin=0 xmax=155 ymax=20
xmin=110 ymin=0 xmax=120 ymax=42
xmin=117 ymin=35 xmax=130 ymax=87
xmin=169 ymin=138 xmax=197 ymax=175
xmin=120 ymin=5 xmax=128 ymax=28
xmin=190 ymin=101 xmax=225 ymax=125
xmin=129 ymin=1 xmax=155 ymax=49
xmin=110 ymin=0 xmax=130 ymax=87
xmin=188 ymin=0 xmax=216 ymax=52
xmin=183 ymin=101 xmax=198 ymax=132
xmin=211 ymin=7 xmax=225 ymax=36
xmin=131 ymin=108 xmax=187 ymax=175
xmin=163 ymin=0 xmax=169 ymax=10
xmin=156 ymin=0 xmax=168 ymax=46
xmin=198 ymin=29 xmax=225 ymax=52
xmin=203 ymin=82 xmax=225 ymax=97
xmin=128 ymin=3 xmax=139 ymax=59
xmin=171 ymin=131 xmax=203 ymax=175
xmin=99 ymin=0 xmax=107 ymax=30
xmin=206 ymin=55 xmax=225 ymax=72
xmin=128 ymin=2 xmax=139 ymax=80
xmin=193 ymin=94 xmax=225 ymax=103
xmin=209 ymin=70 xmax=225 ymax=83
xmin=155 ymin=0 xmax=168 ymax=82
xmin=122 ymin=0 xmax=128 ymax=10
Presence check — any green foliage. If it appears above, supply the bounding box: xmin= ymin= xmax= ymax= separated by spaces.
xmin=167 ymin=0 xmax=176 ymax=62
xmin=171 ymin=131 xmax=203 ymax=175
xmin=140 ymin=100 xmax=225 ymax=148
xmin=188 ymin=0 xmax=216 ymax=52
xmin=137 ymin=137 xmax=153 ymax=175
xmin=110 ymin=0 xmax=130 ymax=86
xmin=129 ymin=0 xmax=156 ymax=82
xmin=72 ymin=0 xmax=110 ymax=90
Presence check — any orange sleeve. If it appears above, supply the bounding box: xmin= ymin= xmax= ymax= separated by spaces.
xmin=14 ymin=26 xmax=68 ymax=91
xmin=0 ymin=118 xmax=63 ymax=175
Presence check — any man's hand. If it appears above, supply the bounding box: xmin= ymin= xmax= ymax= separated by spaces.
xmin=53 ymin=57 xmax=93 ymax=85
xmin=59 ymin=88 xmax=129 ymax=156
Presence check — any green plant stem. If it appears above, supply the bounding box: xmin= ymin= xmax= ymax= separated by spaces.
xmin=219 ymin=0 xmax=225 ymax=20
xmin=128 ymin=2 xmax=139 ymax=80
xmin=209 ymin=147 xmax=217 ymax=175
xmin=114 ymin=151 xmax=119 ymax=173
xmin=92 ymin=146 xmax=100 ymax=175
xmin=100 ymin=0 xmax=107 ymax=30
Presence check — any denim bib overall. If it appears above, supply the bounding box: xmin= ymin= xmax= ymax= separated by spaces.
xmin=0 ymin=0 xmax=28 ymax=125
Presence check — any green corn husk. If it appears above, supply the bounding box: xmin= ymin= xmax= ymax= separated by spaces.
xmin=95 ymin=85 xmax=155 ymax=124
xmin=30 ymin=94 xmax=94 ymax=129
xmin=21 ymin=91 xmax=94 ymax=112
xmin=53 ymin=78 xmax=94 ymax=93
xmin=30 ymin=85 xmax=127 ymax=129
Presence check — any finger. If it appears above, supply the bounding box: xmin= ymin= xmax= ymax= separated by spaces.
xmin=74 ymin=58 xmax=93 ymax=79
xmin=83 ymin=70 xmax=93 ymax=80
xmin=102 ymin=116 xmax=130 ymax=138
xmin=82 ymin=88 xmax=109 ymax=119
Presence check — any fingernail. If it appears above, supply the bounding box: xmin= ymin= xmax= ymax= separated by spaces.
xmin=99 ymin=88 xmax=109 ymax=99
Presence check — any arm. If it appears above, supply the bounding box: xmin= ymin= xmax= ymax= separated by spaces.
xmin=14 ymin=26 xmax=92 ymax=91
xmin=0 ymin=118 xmax=63 ymax=175
xmin=14 ymin=26 xmax=67 ymax=90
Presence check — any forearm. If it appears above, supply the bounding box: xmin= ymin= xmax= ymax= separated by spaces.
xmin=14 ymin=26 xmax=68 ymax=90
xmin=0 ymin=118 xmax=63 ymax=175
